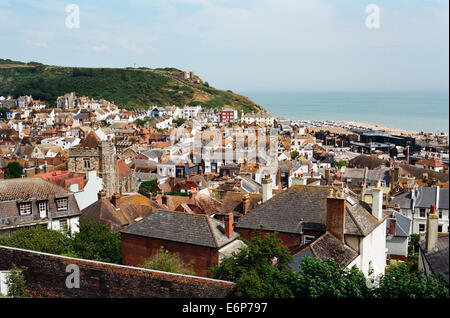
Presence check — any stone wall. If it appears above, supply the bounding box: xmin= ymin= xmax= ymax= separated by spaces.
xmin=0 ymin=245 xmax=235 ymax=298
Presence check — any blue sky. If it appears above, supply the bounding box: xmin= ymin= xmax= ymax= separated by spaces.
xmin=0 ymin=0 xmax=448 ymax=93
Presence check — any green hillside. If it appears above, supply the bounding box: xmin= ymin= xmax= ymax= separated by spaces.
xmin=0 ymin=58 xmax=264 ymax=113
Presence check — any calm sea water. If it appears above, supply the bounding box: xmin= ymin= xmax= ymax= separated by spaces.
xmin=242 ymin=92 xmax=449 ymax=134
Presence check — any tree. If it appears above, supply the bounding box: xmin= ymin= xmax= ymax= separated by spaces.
xmin=209 ymin=232 xmax=296 ymax=298
xmin=5 ymin=265 xmax=27 ymax=298
xmin=138 ymin=179 xmax=158 ymax=196
xmin=0 ymin=226 xmax=72 ymax=255
xmin=290 ymin=151 xmax=299 ymax=160
xmin=332 ymin=160 xmax=349 ymax=169
xmin=4 ymin=161 xmax=23 ymax=179
xmin=292 ymin=256 xmax=370 ymax=298
xmin=140 ymin=247 xmax=196 ymax=275
xmin=70 ymin=218 xmax=122 ymax=264
xmin=374 ymin=262 xmax=449 ymax=298
xmin=173 ymin=118 xmax=186 ymax=127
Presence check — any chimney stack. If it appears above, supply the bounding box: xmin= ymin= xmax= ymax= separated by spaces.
xmin=372 ymin=180 xmax=383 ymax=221
xmin=262 ymin=174 xmax=273 ymax=203
xmin=326 ymin=189 xmax=346 ymax=242
xmin=426 ymin=204 xmax=439 ymax=252
xmin=242 ymin=194 xmax=250 ymax=215
xmin=111 ymin=193 xmax=120 ymax=209
xmin=388 ymin=214 xmax=396 ymax=236
xmin=224 ymin=211 xmax=234 ymax=238
xmin=97 ymin=190 xmax=106 ymax=201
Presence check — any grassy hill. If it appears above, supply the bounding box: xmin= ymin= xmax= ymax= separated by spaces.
xmin=0 ymin=58 xmax=264 ymax=113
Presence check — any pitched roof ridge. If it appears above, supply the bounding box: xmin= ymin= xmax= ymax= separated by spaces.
xmin=206 ymin=216 xmax=221 ymax=248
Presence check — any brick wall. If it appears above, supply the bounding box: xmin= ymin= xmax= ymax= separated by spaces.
xmin=121 ymin=233 xmax=219 ymax=277
xmin=236 ymin=228 xmax=303 ymax=250
xmin=0 ymin=245 xmax=235 ymax=298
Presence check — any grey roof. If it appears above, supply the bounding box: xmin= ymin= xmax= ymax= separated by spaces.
xmin=121 ymin=209 xmax=239 ymax=248
xmin=288 ymin=232 xmax=359 ymax=271
xmin=141 ymin=149 xmax=164 ymax=159
xmin=415 ymin=187 xmax=449 ymax=209
xmin=419 ymin=235 xmax=449 ymax=280
xmin=388 ymin=192 xmax=413 ymax=210
xmin=236 ymin=185 xmax=383 ymax=237
xmin=386 ymin=211 xmax=411 ymax=237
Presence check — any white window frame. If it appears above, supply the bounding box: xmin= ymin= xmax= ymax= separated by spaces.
xmin=38 ymin=202 xmax=47 ymax=215
xmin=56 ymin=198 xmax=68 ymax=211
xmin=19 ymin=202 xmax=32 ymax=215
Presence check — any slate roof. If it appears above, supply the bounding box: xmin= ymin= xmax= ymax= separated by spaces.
xmin=386 ymin=210 xmax=411 ymax=237
xmin=236 ymin=185 xmax=383 ymax=237
xmin=419 ymin=234 xmax=449 ymax=280
xmin=388 ymin=192 xmax=413 ymax=210
xmin=288 ymin=232 xmax=359 ymax=271
xmin=121 ymin=209 xmax=239 ymax=248
xmin=415 ymin=187 xmax=449 ymax=209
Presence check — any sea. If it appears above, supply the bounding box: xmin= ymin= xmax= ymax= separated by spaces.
xmin=242 ymin=91 xmax=449 ymax=134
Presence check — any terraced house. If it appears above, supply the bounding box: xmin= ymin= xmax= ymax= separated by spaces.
xmin=0 ymin=177 xmax=81 ymax=236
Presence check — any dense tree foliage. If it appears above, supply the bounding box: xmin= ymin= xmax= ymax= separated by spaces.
xmin=209 ymin=233 xmax=296 ymax=298
xmin=0 ymin=219 xmax=121 ymax=264
xmin=5 ymin=265 xmax=27 ymax=298
xmin=4 ymin=161 xmax=24 ymax=179
xmin=292 ymin=257 xmax=370 ymax=298
xmin=138 ymin=179 xmax=158 ymax=196
xmin=70 ymin=218 xmax=122 ymax=264
xmin=374 ymin=262 xmax=449 ymax=298
xmin=332 ymin=160 xmax=349 ymax=169
xmin=140 ymin=247 xmax=196 ymax=275
xmin=290 ymin=150 xmax=299 ymax=160
xmin=0 ymin=226 xmax=71 ymax=255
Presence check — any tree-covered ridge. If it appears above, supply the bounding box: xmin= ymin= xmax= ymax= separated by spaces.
xmin=0 ymin=59 xmax=264 ymax=113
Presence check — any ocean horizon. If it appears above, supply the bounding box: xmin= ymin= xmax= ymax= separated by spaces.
xmin=242 ymin=91 xmax=449 ymax=134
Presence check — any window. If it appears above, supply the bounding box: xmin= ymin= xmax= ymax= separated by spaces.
xmin=56 ymin=198 xmax=68 ymax=211
xmin=19 ymin=202 xmax=32 ymax=215
xmin=439 ymin=210 xmax=442 ymax=219
xmin=438 ymin=225 xmax=443 ymax=232
xmin=38 ymin=202 xmax=47 ymax=214
xmin=419 ymin=224 xmax=426 ymax=232
xmin=419 ymin=208 xmax=426 ymax=218
xmin=83 ymin=158 xmax=91 ymax=169
xmin=60 ymin=220 xmax=68 ymax=231
xmin=303 ymin=235 xmax=315 ymax=245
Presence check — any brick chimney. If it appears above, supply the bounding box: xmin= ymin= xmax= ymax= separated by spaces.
xmin=97 ymin=190 xmax=106 ymax=200
xmin=111 ymin=193 xmax=120 ymax=209
xmin=426 ymin=204 xmax=439 ymax=252
xmin=224 ymin=211 xmax=234 ymax=238
xmin=169 ymin=176 xmax=175 ymax=191
xmin=162 ymin=194 xmax=168 ymax=207
xmin=372 ymin=180 xmax=383 ymax=221
xmin=388 ymin=214 xmax=396 ymax=236
xmin=242 ymin=194 xmax=250 ymax=215
xmin=326 ymin=189 xmax=346 ymax=242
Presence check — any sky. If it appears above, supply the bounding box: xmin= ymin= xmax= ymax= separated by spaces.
xmin=0 ymin=0 xmax=448 ymax=93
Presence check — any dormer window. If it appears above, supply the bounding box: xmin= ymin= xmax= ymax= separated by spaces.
xmin=19 ymin=202 xmax=32 ymax=215
xmin=56 ymin=198 xmax=68 ymax=211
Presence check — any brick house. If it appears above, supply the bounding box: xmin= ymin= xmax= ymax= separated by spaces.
xmin=121 ymin=210 xmax=246 ymax=277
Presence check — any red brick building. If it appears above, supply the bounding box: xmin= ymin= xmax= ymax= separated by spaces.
xmin=121 ymin=210 xmax=246 ymax=277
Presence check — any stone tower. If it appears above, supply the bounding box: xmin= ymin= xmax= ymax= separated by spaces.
xmin=99 ymin=140 xmax=119 ymax=197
